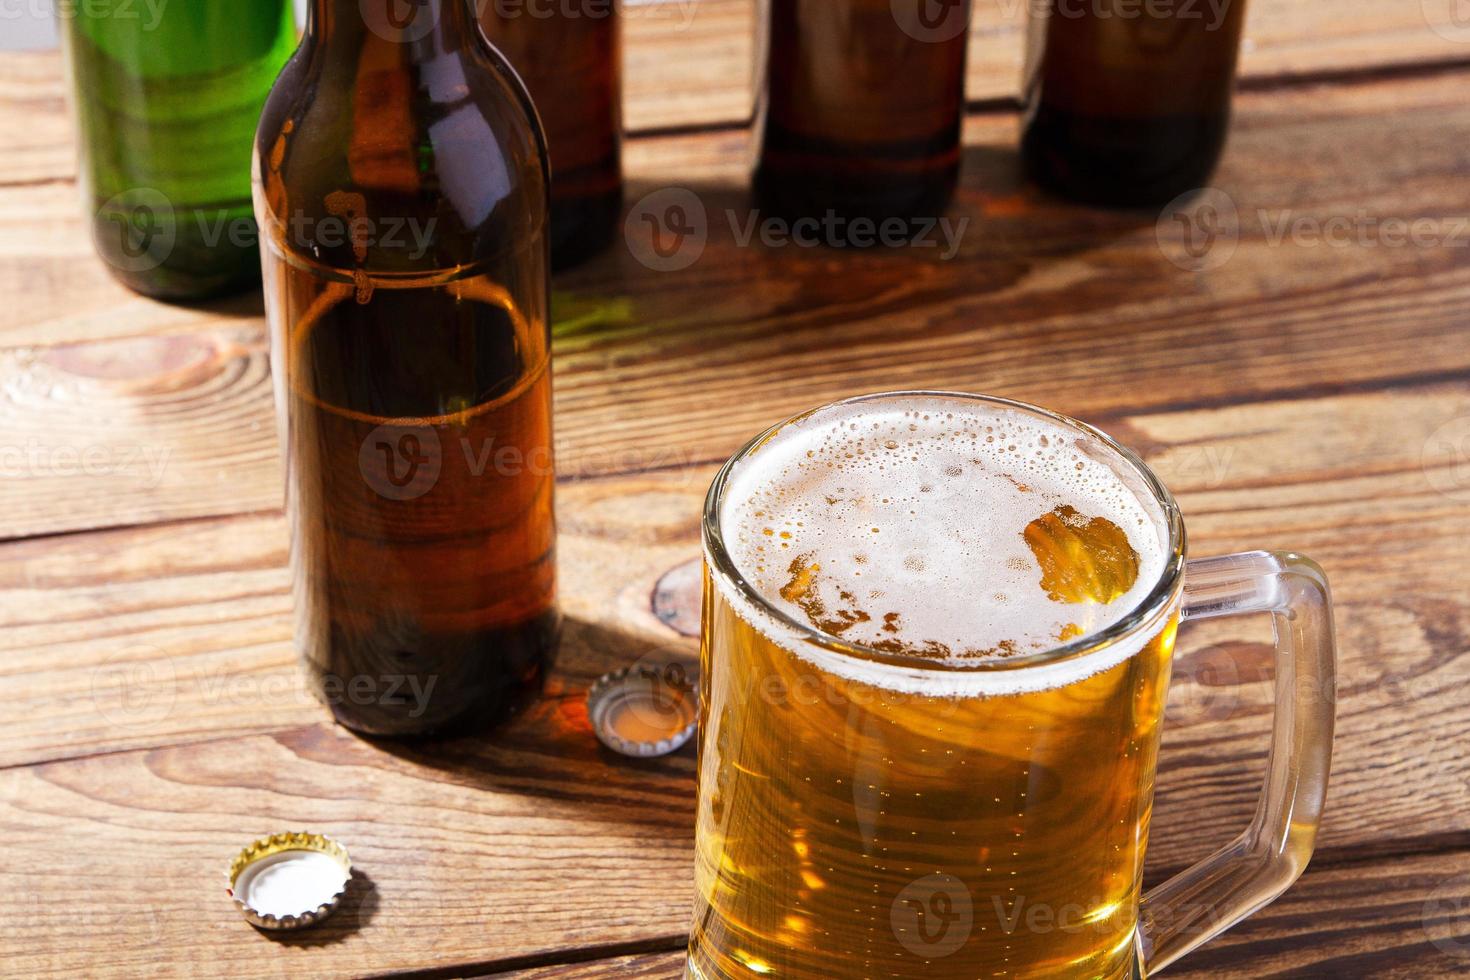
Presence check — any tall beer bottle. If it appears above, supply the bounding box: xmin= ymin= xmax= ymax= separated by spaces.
xmin=754 ymin=0 xmax=972 ymax=225
xmin=62 ymin=0 xmax=296 ymax=300
xmin=1021 ymin=0 xmax=1248 ymax=206
xmin=253 ymin=0 xmax=559 ymax=736
xmin=479 ymin=1 xmax=623 ymax=269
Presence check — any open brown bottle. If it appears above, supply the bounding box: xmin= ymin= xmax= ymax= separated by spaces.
xmin=479 ymin=1 xmax=623 ymax=269
xmin=754 ymin=0 xmax=971 ymax=226
xmin=253 ymin=0 xmax=559 ymax=736
xmin=1021 ymin=0 xmax=1248 ymax=206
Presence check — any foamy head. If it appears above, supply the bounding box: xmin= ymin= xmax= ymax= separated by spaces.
xmin=713 ymin=395 xmax=1176 ymax=692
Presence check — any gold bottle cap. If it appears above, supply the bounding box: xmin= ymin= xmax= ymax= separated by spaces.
xmin=587 ymin=661 xmax=699 ymax=758
xmin=227 ymin=832 xmax=352 ymax=931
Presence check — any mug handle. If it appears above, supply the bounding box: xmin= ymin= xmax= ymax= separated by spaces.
xmin=1139 ymin=551 xmax=1338 ymax=974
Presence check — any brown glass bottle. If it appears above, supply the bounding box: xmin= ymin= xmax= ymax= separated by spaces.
xmin=754 ymin=0 xmax=971 ymax=225
xmin=1021 ymin=0 xmax=1247 ymax=206
xmin=479 ymin=1 xmax=622 ymax=270
xmin=253 ymin=0 xmax=558 ymax=736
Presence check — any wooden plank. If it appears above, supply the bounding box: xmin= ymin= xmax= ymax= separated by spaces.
xmin=0 ymin=719 xmax=696 ymax=980
xmin=488 ymin=951 xmax=685 ymax=979
xmin=0 ymin=52 xmax=73 ymax=184
xmin=3 ymin=0 xmax=1463 ymax=154
xmin=5 ymin=382 xmax=1468 ymax=772
xmin=2 ymin=382 xmax=1468 ymax=980
xmin=3 ymin=70 xmax=1470 ymax=538
xmin=482 ymin=850 xmax=1470 ymax=978
xmin=0 ymin=323 xmax=282 ymax=538
xmin=622 ymin=0 xmax=1470 ymax=130
xmin=2 ymin=717 xmax=1466 ymax=978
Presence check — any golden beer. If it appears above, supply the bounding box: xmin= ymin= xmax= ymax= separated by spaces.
xmin=691 ymin=393 xmax=1185 ymax=978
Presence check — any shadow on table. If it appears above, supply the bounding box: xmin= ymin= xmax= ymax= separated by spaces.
xmin=365 ymin=615 xmax=700 ymax=806
xmin=260 ymin=869 xmax=379 ymax=947
xmin=548 ymin=140 xmax=1157 ymax=342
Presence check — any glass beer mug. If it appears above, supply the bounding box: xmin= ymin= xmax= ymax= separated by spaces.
xmin=690 ymin=391 xmax=1336 ymax=978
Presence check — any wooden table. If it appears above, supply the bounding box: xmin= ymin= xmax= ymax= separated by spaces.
xmin=4 ymin=1 xmax=1470 ymax=976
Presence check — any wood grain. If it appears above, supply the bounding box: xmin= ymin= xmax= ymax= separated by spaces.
xmin=2 ymin=706 xmax=1466 ymax=978
xmin=482 ymin=850 xmax=1470 ymax=978
xmin=0 ymin=719 xmax=696 ymax=980
xmin=1 ymin=380 xmax=1467 ymax=978
xmin=4 ymin=0 xmax=1464 ymax=147
xmin=3 ymin=16 xmax=1469 ymax=979
xmin=4 ymin=382 xmax=1468 ymax=772
xmin=621 ymin=0 xmax=1470 ymax=130
xmin=4 ymin=71 xmax=1470 ymax=539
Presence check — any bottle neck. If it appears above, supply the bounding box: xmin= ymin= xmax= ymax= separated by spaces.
xmin=308 ymin=0 xmax=480 ymax=58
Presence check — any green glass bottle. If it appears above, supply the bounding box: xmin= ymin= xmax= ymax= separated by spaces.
xmin=253 ymin=0 xmax=558 ymax=736
xmin=61 ymin=1 xmax=297 ymax=300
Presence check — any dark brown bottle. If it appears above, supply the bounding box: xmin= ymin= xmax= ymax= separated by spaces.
xmin=479 ymin=1 xmax=623 ymax=269
xmin=1021 ymin=0 xmax=1247 ymax=206
xmin=253 ymin=0 xmax=558 ymax=736
xmin=754 ymin=0 xmax=971 ymax=225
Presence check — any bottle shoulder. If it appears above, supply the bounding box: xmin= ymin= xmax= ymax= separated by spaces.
xmin=254 ymin=43 xmax=548 ymax=270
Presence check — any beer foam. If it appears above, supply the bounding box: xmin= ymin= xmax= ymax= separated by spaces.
xmin=714 ymin=396 xmax=1176 ymax=695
